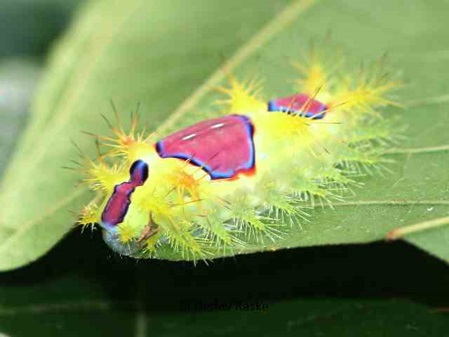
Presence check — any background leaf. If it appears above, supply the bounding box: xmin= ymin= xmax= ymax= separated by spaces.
xmin=1 ymin=233 xmax=449 ymax=336
xmin=0 ymin=0 xmax=78 ymax=59
xmin=0 ymin=60 xmax=41 ymax=174
xmin=0 ymin=0 xmax=448 ymax=272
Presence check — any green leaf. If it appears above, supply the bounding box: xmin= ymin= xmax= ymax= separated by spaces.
xmin=0 ymin=0 xmax=448 ymax=271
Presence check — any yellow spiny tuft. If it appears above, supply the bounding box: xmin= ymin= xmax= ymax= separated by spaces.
xmin=259 ymin=111 xmax=309 ymax=140
xmin=98 ymin=112 xmax=155 ymax=162
xmin=331 ymin=73 xmax=401 ymax=112
xmin=79 ymin=201 xmax=100 ymax=227
xmin=139 ymin=193 xmax=173 ymax=220
xmin=118 ymin=223 xmax=137 ymax=243
xmin=167 ymin=168 xmax=202 ymax=203
xmin=291 ymin=45 xmax=400 ymax=115
xmin=293 ymin=62 xmax=328 ymax=95
xmin=83 ymin=161 xmax=125 ymax=192
xmin=216 ymin=77 xmax=265 ymax=113
xmin=142 ymin=233 xmax=163 ymax=255
xmin=292 ymin=42 xmax=343 ymax=97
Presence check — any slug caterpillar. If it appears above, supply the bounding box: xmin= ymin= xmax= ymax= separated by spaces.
xmin=78 ymin=49 xmax=400 ymax=260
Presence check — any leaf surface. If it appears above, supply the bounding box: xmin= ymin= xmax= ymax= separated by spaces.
xmin=0 ymin=0 xmax=448 ymax=271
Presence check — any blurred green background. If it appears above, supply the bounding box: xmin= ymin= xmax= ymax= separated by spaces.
xmin=0 ymin=0 xmax=78 ymax=173
xmin=1 ymin=0 xmax=449 ymax=336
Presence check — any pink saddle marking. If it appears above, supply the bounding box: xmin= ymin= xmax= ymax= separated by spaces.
xmin=156 ymin=115 xmax=255 ymax=179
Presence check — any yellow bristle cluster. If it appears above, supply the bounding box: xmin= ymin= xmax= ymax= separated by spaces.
xmin=217 ymin=77 xmax=266 ymax=113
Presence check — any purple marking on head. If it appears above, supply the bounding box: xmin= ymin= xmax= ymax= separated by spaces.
xmin=100 ymin=160 xmax=149 ymax=230
xmin=156 ymin=115 xmax=255 ymax=180
xmin=268 ymin=94 xmax=327 ymax=119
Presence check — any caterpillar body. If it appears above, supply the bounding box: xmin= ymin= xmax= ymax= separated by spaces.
xmin=79 ymin=53 xmax=399 ymax=260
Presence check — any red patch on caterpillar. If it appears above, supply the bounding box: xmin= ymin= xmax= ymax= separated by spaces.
xmin=155 ymin=114 xmax=256 ymax=180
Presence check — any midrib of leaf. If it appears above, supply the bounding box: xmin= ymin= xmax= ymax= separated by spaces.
xmin=386 ymin=145 xmax=449 ymax=154
xmin=332 ymin=201 xmax=449 ymax=240
xmin=329 ymin=200 xmax=449 ymax=207
xmin=387 ymin=216 xmax=449 ymax=240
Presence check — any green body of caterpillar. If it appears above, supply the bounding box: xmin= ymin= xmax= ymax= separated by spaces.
xmin=79 ymin=53 xmax=400 ymax=260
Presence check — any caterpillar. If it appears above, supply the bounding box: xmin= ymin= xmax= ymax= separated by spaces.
xmin=78 ymin=50 xmax=400 ymax=260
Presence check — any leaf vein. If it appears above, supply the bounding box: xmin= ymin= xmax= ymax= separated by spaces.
xmin=386 ymin=145 xmax=449 ymax=155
